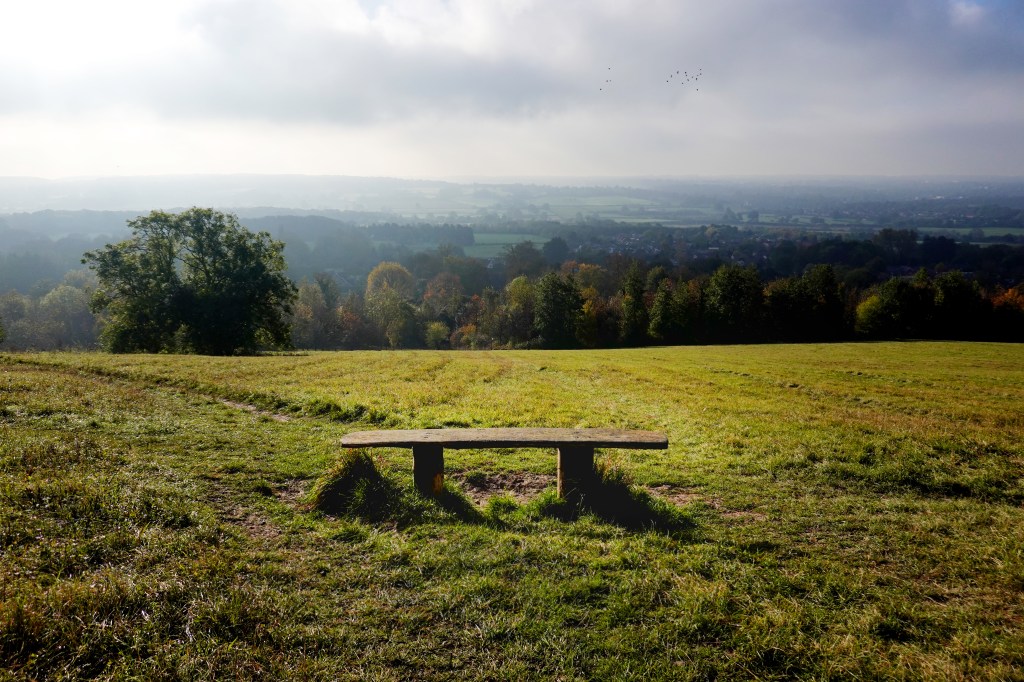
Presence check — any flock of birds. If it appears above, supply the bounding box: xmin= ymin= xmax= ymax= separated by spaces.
xmin=599 ymin=66 xmax=703 ymax=92
xmin=667 ymin=67 xmax=701 ymax=88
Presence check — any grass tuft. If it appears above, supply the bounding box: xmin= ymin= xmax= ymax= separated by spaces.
xmin=484 ymin=494 xmax=520 ymax=520
xmin=308 ymin=449 xmax=403 ymax=521
xmin=309 ymin=450 xmax=483 ymax=526
xmin=249 ymin=479 xmax=275 ymax=496
xmin=304 ymin=397 xmax=368 ymax=422
xmin=820 ymin=442 xmax=1023 ymax=503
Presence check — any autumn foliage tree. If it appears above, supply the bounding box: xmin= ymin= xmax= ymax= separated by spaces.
xmin=422 ymin=272 xmax=464 ymax=324
xmin=365 ymin=261 xmax=419 ymax=348
xmin=292 ymin=274 xmax=345 ymax=348
xmin=992 ymin=285 xmax=1024 ymax=340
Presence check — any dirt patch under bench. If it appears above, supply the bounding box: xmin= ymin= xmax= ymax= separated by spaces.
xmin=449 ymin=470 xmax=555 ymax=505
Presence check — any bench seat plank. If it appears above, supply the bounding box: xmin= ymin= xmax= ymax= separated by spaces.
xmin=341 ymin=427 xmax=668 ymax=450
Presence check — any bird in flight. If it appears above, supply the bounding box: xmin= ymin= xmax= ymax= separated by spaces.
xmin=668 ymin=67 xmax=702 ymax=87
xmin=599 ymin=65 xmax=703 ymax=92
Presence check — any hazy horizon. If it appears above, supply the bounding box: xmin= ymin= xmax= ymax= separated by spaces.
xmin=2 ymin=172 xmax=1024 ymax=215
xmin=6 ymin=172 xmax=1024 ymax=182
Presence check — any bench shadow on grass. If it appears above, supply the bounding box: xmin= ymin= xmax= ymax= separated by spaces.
xmin=309 ymin=450 xmax=485 ymax=527
xmin=523 ymin=462 xmax=698 ymax=538
xmin=312 ymin=451 xmax=696 ymax=537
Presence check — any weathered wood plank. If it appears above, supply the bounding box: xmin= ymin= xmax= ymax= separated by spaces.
xmin=341 ymin=428 xmax=668 ymax=450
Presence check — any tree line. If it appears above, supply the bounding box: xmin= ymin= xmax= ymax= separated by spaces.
xmin=289 ymin=259 xmax=1024 ymax=351
xmin=1 ymin=208 xmax=1023 ymax=354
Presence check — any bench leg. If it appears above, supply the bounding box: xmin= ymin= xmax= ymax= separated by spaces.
xmin=413 ymin=445 xmax=444 ymax=496
xmin=557 ymin=446 xmax=595 ymax=501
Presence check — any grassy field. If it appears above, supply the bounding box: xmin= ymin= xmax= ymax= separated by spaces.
xmin=463 ymin=232 xmax=542 ymax=259
xmin=917 ymin=226 xmax=1024 ymax=241
xmin=2 ymin=343 xmax=1023 ymax=680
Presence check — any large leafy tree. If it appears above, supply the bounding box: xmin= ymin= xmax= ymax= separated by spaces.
xmin=619 ymin=262 xmax=649 ymax=346
xmin=503 ymin=241 xmax=546 ymax=279
xmin=365 ymin=261 xmax=419 ymax=348
xmin=764 ymin=265 xmax=847 ymax=342
xmin=422 ymin=272 xmax=464 ymax=324
xmin=647 ymin=278 xmax=678 ymax=343
xmin=85 ymin=208 xmax=296 ymax=355
xmin=705 ymin=264 xmax=764 ymax=342
xmin=366 ymin=261 xmax=415 ymax=299
xmin=291 ymin=275 xmax=345 ymax=349
xmin=501 ymin=276 xmax=536 ymax=345
xmin=533 ymin=272 xmax=582 ymax=349
xmin=854 ymin=271 xmax=933 ymax=339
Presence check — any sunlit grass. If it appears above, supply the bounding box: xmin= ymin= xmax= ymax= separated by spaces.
xmin=2 ymin=342 xmax=1023 ymax=679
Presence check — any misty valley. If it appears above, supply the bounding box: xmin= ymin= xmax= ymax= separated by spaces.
xmin=1 ymin=176 xmax=1023 ymax=352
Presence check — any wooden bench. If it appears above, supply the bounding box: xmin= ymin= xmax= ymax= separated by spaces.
xmin=340 ymin=428 xmax=669 ymax=500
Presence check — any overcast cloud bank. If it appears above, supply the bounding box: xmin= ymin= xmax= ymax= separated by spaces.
xmin=2 ymin=0 xmax=1022 ymax=178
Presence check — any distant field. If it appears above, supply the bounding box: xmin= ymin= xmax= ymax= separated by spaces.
xmin=918 ymin=226 xmax=1024 ymax=239
xmin=2 ymin=343 xmax=1023 ymax=679
xmin=535 ymin=195 xmax=656 ymax=220
xmin=978 ymin=226 xmax=1024 ymax=236
xmin=464 ymin=232 xmax=542 ymax=258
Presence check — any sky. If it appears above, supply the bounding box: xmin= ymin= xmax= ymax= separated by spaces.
xmin=1 ymin=0 xmax=1023 ymax=180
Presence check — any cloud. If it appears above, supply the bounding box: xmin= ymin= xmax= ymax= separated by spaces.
xmin=1 ymin=0 xmax=1023 ymax=176
xmin=949 ymin=0 xmax=986 ymax=27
